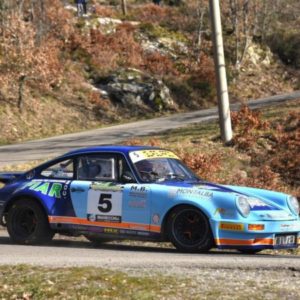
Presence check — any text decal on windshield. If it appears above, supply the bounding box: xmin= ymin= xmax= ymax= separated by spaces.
xmin=129 ymin=150 xmax=179 ymax=163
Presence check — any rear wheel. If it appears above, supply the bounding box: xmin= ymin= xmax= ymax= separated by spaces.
xmin=7 ymin=199 xmax=54 ymax=245
xmin=167 ymin=206 xmax=214 ymax=253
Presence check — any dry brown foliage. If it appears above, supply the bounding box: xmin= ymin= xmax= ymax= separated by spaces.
xmin=232 ymin=106 xmax=300 ymax=190
xmin=143 ymin=52 xmax=178 ymax=76
xmin=231 ymin=105 xmax=269 ymax=149
xmin=268 ymin=112 xmax=300 ymax=187
xmin=131 ymin=4 xmax=172 ymax=24
xmin=93 ymin=4 xmax=117 ymax=17
xmin=86 ymin=24 xmax=144 ymax=72
xmin=88 ymin=91 xmax=111 ymax=111
xmin=178 ymin=149 xmax=222 ymax=182
xmin=0 ymin=0 xmax=72 ymax=101
xmin=123 ymin=138 xmax=162 ymax=147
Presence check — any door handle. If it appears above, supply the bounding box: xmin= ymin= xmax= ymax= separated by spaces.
xmin=71 ymin=188 xmax=85 ymax=193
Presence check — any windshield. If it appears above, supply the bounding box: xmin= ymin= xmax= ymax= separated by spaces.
xmin=129 ymin=150 xmax=198 ymax=183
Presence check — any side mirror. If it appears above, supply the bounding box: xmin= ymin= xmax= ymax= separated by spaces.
xmin=121 ymin=171 xmax=136 ymax=183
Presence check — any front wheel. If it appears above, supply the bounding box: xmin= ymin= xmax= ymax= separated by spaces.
xmin=167 ymin=206 xmax=214 ymax=253
xmin=7 ymin=199 xmax=54 ymax=245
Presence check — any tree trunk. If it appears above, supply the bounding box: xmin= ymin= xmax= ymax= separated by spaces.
xmin=195 ymin=3 xmax=206 ymax=64
xmin=18 ymin=75 xmax=27 ymax=112
xmin=121 ymin=0 xmax=127 ymax=16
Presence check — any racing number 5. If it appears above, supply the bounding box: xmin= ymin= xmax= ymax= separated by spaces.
xmin=98 ymin=193 xmax=112 ymax=213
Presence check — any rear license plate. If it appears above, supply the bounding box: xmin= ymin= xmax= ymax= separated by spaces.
xmin=275 ymin=234 xmax=297 ymax=246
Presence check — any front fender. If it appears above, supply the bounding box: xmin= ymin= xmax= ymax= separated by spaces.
xmin=225 ymin=185 xmax=290 ymax=210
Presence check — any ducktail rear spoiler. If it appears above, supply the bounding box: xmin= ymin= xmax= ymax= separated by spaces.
xmin=0 ymin=172 xmax=24 ymax=184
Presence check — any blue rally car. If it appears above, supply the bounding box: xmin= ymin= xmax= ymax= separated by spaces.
xmin=0 ymin=145 xmax=299 ymax=253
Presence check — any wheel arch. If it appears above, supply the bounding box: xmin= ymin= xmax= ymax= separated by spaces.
xmin=161 ymin=203 xmax=213 ymax=241
xmin=2 ymin=195 xmax=49 ymax=226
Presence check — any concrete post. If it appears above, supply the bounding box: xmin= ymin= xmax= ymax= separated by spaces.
xmin=209 ymin=0 xmax=233 ymax=143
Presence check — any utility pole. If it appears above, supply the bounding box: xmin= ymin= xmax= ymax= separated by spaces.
xmin=209 ymin=0 xmax=233 ymax=143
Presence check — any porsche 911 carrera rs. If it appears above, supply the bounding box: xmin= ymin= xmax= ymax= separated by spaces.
xmin=0 ymin=145 xmax=299 ymax=253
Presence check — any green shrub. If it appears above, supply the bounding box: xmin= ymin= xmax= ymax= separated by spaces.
xmin=267 ymin=30 xmax=300 ymax=68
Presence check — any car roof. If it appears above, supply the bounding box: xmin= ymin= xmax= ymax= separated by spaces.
xmin=62 ymin=145 xmax=161 ymax=157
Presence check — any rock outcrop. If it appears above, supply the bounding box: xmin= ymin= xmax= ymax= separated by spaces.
xmin=95 ymin=68 xmax=176 ymax=112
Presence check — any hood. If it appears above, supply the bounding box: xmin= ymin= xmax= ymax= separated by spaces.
xmin=163 ymin=180 xmax=285 ymax=212
xmin=161 ymin=180 xmax=237 ymax=193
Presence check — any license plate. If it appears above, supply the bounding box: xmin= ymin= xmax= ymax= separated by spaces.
xmin=275 ymin=234 xmax=297 ymax=246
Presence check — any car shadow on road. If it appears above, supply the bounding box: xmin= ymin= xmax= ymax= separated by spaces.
xmin=1 ymin=232 xmax=298 ymax=258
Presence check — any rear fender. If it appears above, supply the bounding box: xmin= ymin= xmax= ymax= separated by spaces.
xmin=1 ymin=194 xmax=50 ymax=226
xmin=0 ymin=172 xmax=24 ymax=184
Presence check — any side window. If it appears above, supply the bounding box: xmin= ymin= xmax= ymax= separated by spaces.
xmin=40 ymin=159 xmax=74 ymax=179
xmin=77 ymin=155 xmax=116 ymax=181
xmin=118 ymin=156 xmax=136 ymax=183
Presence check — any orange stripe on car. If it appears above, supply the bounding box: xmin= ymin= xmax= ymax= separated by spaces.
xmin=215 ymin=238 xmax=274 ymax=246
xmin=48 ymin=216 xmax=161 ymax=233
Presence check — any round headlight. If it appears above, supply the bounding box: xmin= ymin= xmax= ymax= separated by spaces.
xmin=236 ymin=196 xmax=251 ymax=218
xmin=287 ymin=196 xmax=300 ymax=215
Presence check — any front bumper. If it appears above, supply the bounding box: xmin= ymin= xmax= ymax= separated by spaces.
xmin=213 ymin=219 xmax=300 ymax=250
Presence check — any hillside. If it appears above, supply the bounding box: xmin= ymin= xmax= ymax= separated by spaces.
xmin=0 ymin=0 xmax=299 ymax=144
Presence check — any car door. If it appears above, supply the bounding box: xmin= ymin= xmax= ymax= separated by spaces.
xmin=70 ymin=153 xmax=152 ymax=236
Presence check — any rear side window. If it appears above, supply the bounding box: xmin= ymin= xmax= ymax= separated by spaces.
xmin=77 ymin=155 xmax=116 ymax=181
xmin=40 ymin=159 xmax=74 ymax=179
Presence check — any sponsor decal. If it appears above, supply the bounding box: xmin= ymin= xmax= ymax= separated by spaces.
xmin=137 ymin=231 xmax=150 ymax=236
xmin=129 ymin=185 xmax=149 ymax=198
xmin=219 ymin=222 xmax=244 ymax=231
xmin=279 ymin=223 xmax=300 ymax=231
xmin=152 ymin=214 xmax=160 ymax=224
xmin=129 ymin=225 xmax=148 ymax=231
xmin=87 ymin=214 xmax=121 ymax=222
xmin=214 ymin=208 xmax=226 ymax=215
xmin=104 ymin=228 xmax=119 ymax=234
xmin=91 ymin=182 xmax=123 ymax=192
xmin=175 ymin=188 xmax=213 ymax=199
xmin=96 ymin=215 xmax=121 ymax=222
xmin=214 ymin=208 xmax=235 ymax=217
xmin=119 ymin=229 xmax=133 ymax=235
xmin=22 ymin=181 xmax=64 ymax=198
xmin=265 ymin=211 xmax=293 ymax=219
xmin=87 ymin=214 xmax=96 ymax=222
xmin=248 ymin=198 xmax=275 ymax=211
xmin=119 ymin=229 xmax=150 ymax=236
xmin=128 ymin=200 xmax=146 ymax=208
xmin=62 ymin=181 xmax=71 ymax=199
xmin=129 ymin=150 xmax=179 ymax=163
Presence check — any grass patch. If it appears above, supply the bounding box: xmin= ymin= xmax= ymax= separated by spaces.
xmin=0 ymin=265 xmax=186 ymax=299
xmin=0 ymin=265 xmax=299 ymax=299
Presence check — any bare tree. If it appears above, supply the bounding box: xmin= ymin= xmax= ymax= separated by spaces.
xmin=121 ymin=0 xmax=127 ymax=16
xmin=228 ymin=0 xmax=240 ymax=67
xmin=195 ymin=0 xmax=208 ymax=64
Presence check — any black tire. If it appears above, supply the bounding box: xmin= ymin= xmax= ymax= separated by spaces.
xmin=167 ymin=206 xmax=214 ymax=253
xmin=84 ymin=234 xmax=113 ymax=246
xmin=7 ymin=199 xmax=54 ymax=245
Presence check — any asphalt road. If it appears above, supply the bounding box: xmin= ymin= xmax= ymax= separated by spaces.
xmin=0 ymin=231 xmax=299 ymax=271
xmin=0 ymin=91 xmax=299 ymax=167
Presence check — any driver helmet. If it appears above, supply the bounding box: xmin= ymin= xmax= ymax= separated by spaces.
xmin=135 ymin=160 xmax=153 ymax=173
